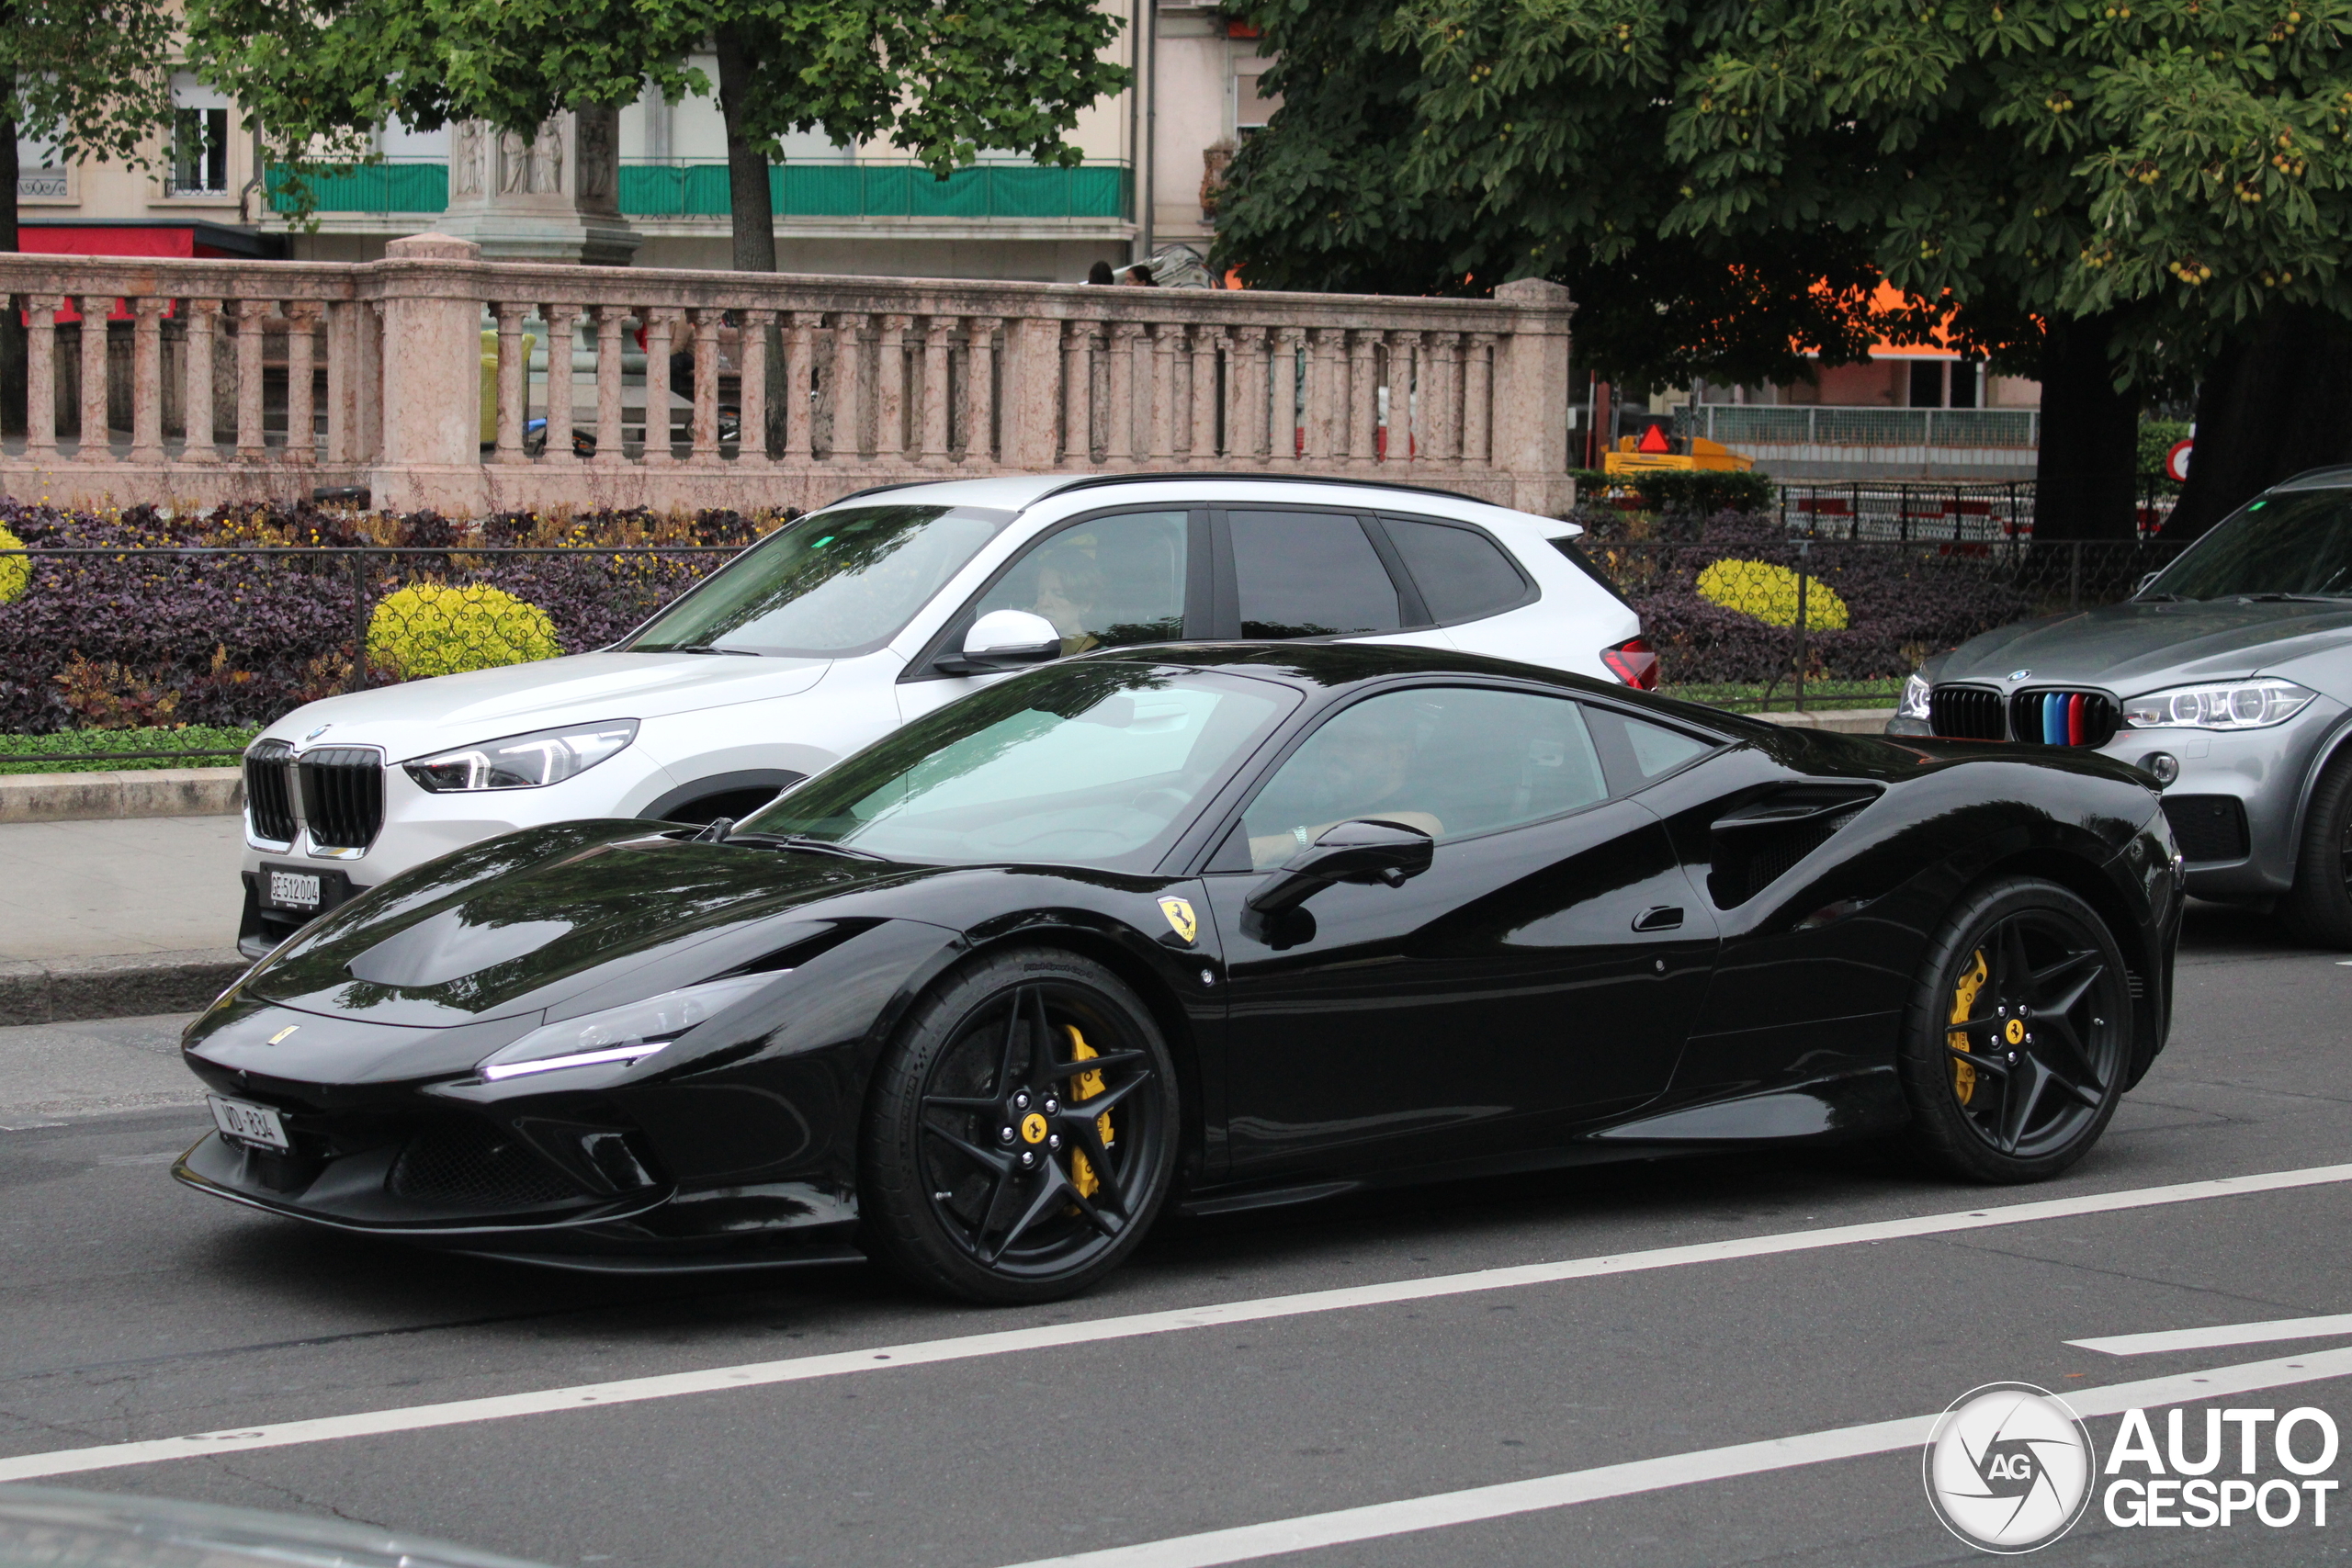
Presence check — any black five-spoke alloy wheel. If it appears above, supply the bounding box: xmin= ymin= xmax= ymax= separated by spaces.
xmin=862 ymin=947 xmax=1180 ymax=1303
xmin=1900 ymin=877 xmax=2134 ymax=1182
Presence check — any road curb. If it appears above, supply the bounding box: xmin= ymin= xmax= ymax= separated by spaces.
xmin=1754 ymin=707 xmax=1894 ymax=735
xmin=0 ymin=949 xmax=245 ymax=1028
xmin=0 ymin=769 xmax=243 ymax=825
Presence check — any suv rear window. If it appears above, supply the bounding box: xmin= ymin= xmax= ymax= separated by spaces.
xmin=1384 ymin=517 xmax=1532 ymax=622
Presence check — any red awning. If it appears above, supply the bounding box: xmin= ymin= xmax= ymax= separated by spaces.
xmin=17 ymin=225 xmax=263 ymax=321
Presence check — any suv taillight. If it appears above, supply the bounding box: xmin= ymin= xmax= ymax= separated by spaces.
xmin=1601 ymin=637 xmax=1658 ymax=691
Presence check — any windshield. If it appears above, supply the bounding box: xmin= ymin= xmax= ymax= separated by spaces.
xmin=739 ymin=662 xmax=1297 ymax=869
xmin=624 ymin=504 xmax=1011 ymax=657
xmin=2146 ymin=490 xmax=2352 ymax=600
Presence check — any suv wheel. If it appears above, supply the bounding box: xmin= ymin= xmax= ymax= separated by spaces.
xmin=2281 ymin=749 xmax=2352 ymax=949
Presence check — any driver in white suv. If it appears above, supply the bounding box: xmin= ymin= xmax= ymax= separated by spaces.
xmin=234 ymin=472 xmax=1646 ymax=957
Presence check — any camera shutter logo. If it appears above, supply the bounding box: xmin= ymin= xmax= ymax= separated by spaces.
xmin=1924 ymin=1382 xmax=2098 ymax=1552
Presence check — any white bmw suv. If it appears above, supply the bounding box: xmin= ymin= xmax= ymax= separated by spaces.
xmin=235 ymin=472 xmax=1646 ymax=957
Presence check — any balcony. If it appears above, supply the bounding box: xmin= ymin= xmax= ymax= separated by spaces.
xmin=268 ymin=159 xmax=1131 ymax=222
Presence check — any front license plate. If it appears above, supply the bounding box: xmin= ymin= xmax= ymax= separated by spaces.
xmin=208 ymin=1094 xmax=290 ymax=1151
xmin=264 ymin=868 xmax=322 ymax=912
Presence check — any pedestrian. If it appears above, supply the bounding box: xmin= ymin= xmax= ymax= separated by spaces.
xmin=1086 ymin=260 xmax=1115 ymax=285
xmin=1121 ymin=264 xmax=1157 ymax=287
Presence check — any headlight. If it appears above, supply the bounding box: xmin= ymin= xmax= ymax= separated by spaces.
xmin=1897 ymin=673 xmax=1932 ymax=720
xmin=2120 ymin=680 xmax=2317 ymax=731
xmin=478 ymin=974 xmax=769 ymax=1081
xmin=404 ymin=719 xmax=639 ymax=792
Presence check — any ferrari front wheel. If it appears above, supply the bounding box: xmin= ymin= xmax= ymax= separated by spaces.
xmin=1898 ymin=877 xmax=2133 ymax=1184
xmin=860 ymin=947 xmax=1180 ymax=1304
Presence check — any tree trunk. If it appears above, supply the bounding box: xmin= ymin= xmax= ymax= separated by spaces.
xmin=2030 ymin=313 xmax=2141 ymax=542
xmin=713 ymin=24 xmax=786 ymax=457
xmin=2165 ymin=305 xmax=2352 ymax=541
xmin=1 ymin=101 xmax=25 ymax=437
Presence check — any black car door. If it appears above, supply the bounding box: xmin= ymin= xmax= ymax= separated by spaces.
xmin=1197 ymin=682 xmax=1723 ymax=1181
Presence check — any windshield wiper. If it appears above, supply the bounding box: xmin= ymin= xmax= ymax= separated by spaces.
xmin=2236 ymin=593 xmax=2347 ymax=604
xmin=672 ymin=645 xmax=763 ymax=656
xmin=725 ymin=832 xmax=891 ymax=863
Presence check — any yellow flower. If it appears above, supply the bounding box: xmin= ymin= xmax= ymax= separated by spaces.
xmin=1697 ymin=559 xmax=1850 ymax=630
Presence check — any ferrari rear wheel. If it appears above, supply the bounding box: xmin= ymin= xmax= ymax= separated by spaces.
xmin=860 ymin=947 xmax=1180 ymax=1303
xmin=1898 ymin=877 xmax=2132 ymax=1183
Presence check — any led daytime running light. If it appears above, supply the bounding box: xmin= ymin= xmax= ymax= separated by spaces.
xmin=2121 ymin=679 xmax=2316 ymax=732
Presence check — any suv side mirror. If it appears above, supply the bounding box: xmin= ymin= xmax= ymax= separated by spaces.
xmin=1245 ymin=818 xmax=1435 ymax=920
xmin=945 ymin=609 xmax=1062 ymax=673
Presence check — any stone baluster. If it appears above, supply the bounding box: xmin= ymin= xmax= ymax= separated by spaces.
xmin=736 ymin=309 xmax=775 ymax=468
xmin=1386 ymin=331 xmax=1420 ymax=464
xmin=284 ymin=303 xmax=322 ymax=464
xmin=356 ymin=300 xmax=383 ymax=464
xmin=783 ymin=312 xmax=818 ymax=463
xmin=1229 ymin=325 xmax=1267 ymax=464
xmin=490 ymin=302 xmax=529 ymax=465
xmin=919 ymin=317 xmax=952 ymax=467
xmin=875 ymin=313 xmax=910 ymax=460
xmin=322 ymin=302 xmax=356 ymax=466
xmin=1148 ymin=323 xmax=1180 ymax=463
xmin=233 ymin=300 xmax=269 ymax=462
xmin=1301 ymin=329 xmax=1337 ymax=463
xmin=689 ymin=308 xmax=724 ymax=462
xmin=77 ymin=296 xmax=112 ymax=461
xmin=1347 ymin=331 xmax=1381 ymax=468
xmin=592 ymin=306 xmax=627 ymax=465
xmin=540 ymin=304 xmax=582 ymax=466
xmin=1059 ymin=322 xmax=1091 ymax=466
xmin=1463 ymin=333 xmax=1496 ymax=467
xmin=180 ymin=299 xmax=219 ymax=463
xmin=1432 ymin=333 xmax=1463 ymax=464
xmin=21 ymin=297 xmax=58 ymax=459
xmin=830 ymin=314 xmax=867 ymax=460
xmin=1105 ymin=322 xmax=1140 ymax=463
xmin=964 ymin=317 xmax=1001 ymax=465
xmin=640 ymin=308 xmax=677 ymax=466
xmin=1189 ymin=327 xmax=1222 ymax=464
xmin=129 ymin=297 xmax=168 ymax=464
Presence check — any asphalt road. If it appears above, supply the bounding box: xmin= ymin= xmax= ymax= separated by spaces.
xmin=3 ymin=902 xmax=2351 ymax=1568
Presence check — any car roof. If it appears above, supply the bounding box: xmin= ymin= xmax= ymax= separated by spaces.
xmin=2271 ymin=466 xmax=2352 ymax=492
xmin=808 ymin=471 xmax=1573 ymax=535
xmin=1070 ymin=640 xmax=1778 ymax=737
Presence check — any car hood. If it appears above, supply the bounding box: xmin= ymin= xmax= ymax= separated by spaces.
xmin=257 ymin=651 xmax=832 ymax=762
xmin=243 ymin=820 xmax=921 ymax=1027
xmin=1935 ymin=599 xmax=2352 ymax=694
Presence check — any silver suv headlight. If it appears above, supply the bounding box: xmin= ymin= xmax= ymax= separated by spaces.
xmin=2120 ymin=680 xmax=2316 ymax=731
xmin=1897 ymin=673 xmax=1931 ymax=720
xmin=403 ymin=719 xmax=639 ymax=792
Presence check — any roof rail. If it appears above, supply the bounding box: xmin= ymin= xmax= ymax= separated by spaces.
xmin=1037 ymin=471 xmax=1501 ymax=508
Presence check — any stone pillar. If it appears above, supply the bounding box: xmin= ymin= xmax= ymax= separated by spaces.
xmin=435 ymin=107 xmax=639 ymax=266
xmin=370 ymin=233 xmax=490 ymax=513
xmin=1491 ymin=277 xmax=1576 ymax=512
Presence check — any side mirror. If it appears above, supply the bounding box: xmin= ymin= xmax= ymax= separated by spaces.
xmin=948 ymin=609 xmax=1063 ymax=673
xmin=1245 ymin=818 xmax=1435 ymax=920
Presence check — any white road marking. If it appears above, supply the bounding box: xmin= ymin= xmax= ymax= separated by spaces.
xmin=0 ymin=1161 xmax=2346 ymax=1483
xmin=2071 ymin=1311 xmax=2352 ymax=1357
xmin=997 ymin=1346 xmax=2352 ymax=1568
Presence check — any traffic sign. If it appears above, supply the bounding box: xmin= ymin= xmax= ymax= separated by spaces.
xmin=2165 ymin=438 xmax=2193 ymax=484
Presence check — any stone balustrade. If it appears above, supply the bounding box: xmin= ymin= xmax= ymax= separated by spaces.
xmin=0 ymin=234 xmax=1575 ymax=516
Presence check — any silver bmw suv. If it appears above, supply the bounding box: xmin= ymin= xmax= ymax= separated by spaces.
xmin=1889 ymin=465 xmax=2352 ymax=945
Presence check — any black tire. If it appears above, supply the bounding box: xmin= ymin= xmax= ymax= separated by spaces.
xmin=1897 ymin=876 xmax=2134 ymax=1184
xmin=2280 ymin=749 xmax=2352 ymax=949
xmin=860 ymin=946 xmax=1180 ymax=1304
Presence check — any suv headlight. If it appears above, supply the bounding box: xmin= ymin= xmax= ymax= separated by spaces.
xmin=479 ymin=974 xmax=769 ymax=1081
xmin=2120 ymin=680 xmax=2317 ymax=731
xmin=404 ymin=719 xmax=639 ymax=792
xmin=1897 ymin=673 xmax=1931 ymax=720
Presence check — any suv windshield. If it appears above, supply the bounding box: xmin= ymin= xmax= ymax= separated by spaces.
xmin=2147 ymin=489 xmax=2352 ymax=600
xmin=738 ymin=662 xmax=1296 ymax=869
xmin=625 ymin=504 xmax=1011 ymax=656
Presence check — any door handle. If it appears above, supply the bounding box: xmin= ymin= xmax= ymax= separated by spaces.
xmin=1633 ymin=905 xmax=1684 ymax=932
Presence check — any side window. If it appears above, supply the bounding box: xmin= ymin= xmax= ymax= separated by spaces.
xmin=1227 ymin=510 xmax=1403 ymax=638
xmin=1585 ymin=706 xmax=1720 ymax=792
xmin=968 ymin=511 xmax=1188 ymax=656
xmin=1238 ymin=686 xmax=1607 ymax=868
xmin=1382 ymin=517 xmax=1532 ymax=623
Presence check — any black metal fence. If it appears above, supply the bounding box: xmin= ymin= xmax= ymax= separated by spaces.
xmin=0 ymin=543 xmax=747 ymax=753
xmin=1772 ymin=480 xmax=2180 ymax=543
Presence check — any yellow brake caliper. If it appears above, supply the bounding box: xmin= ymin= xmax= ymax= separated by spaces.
xmin=1950 ymin=949 xmax=1988 ymax=1106
xmin=1066 ymin=1025 xmax=1114 ymax=1198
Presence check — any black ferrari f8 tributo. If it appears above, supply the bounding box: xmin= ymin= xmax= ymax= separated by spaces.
xmin=175 ymin=644 xmax=2183 ymax=1302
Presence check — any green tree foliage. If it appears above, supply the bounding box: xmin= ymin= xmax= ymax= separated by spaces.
xmin=184 ymin=0 xmax=1128 ymax=271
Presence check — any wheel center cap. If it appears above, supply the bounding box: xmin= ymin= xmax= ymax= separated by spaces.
xmin=1020 ymin=1112 xmax=1049 ymax=1145
xmin=2004 ymin=1018 xmax=2027 ymax=1046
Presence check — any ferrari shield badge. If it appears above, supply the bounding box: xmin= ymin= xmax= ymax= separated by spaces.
xmin=1158 ymin=897 xmax=1198 ymax=945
